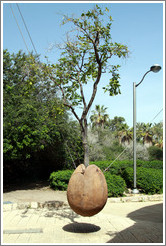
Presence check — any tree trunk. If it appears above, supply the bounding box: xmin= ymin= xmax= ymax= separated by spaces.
xmin=82 ymin=119 xmax=89 ymax=167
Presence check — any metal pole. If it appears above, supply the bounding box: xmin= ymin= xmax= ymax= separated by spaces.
xmin=131 ymin=66 xmax=161 ymax=194
xmin=132 ymin=82 xmax=139 ymax=194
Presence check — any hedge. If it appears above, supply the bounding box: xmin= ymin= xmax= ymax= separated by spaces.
xmin=148 ymin=146 xmax=163 ymax=161
xmin=90 ymin=160 xmax=163 ymax=175
xmin=49 ymin=169 xmax=126 ymax=197
xmin=49 ymin=161 xmax=163 ymax=196
xmin=122 ymin=167 xmax=163 ymax=194
xmin=90 ymin=160 xmax=133 ymax=175
xmin=49 ymin=170 xmax=73 ymax=190
xmin=104 ymin=173 xmax=126 ymax=197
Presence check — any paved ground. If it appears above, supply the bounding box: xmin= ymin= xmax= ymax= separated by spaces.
xmin=3 ymin=201 xmax=163 ymax=244
xmin=2 ymin=183 xmax=164 ymax=244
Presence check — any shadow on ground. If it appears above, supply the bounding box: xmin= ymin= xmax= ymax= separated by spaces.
xmin=106 ymin=203 xmax=163 ymax=243
xmin=43 ymin=208 xmax=101 ymax=233
xmin=63 ymin=223 xmax=101 ymax=233
xmin=3 ymin=179 xmax=49 ymax=193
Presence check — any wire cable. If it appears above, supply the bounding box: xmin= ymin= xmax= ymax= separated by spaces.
xmin=103 ymin=107 xmax=163 ymax=172
xmin=16 ymin=3 xmax=38 ymax=55
xmin=150 ymin=108 xmax=163 ymax=123
xmin=10 ymin=4 xmax=30 ymax=54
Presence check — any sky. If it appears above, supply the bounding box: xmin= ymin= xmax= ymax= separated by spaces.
xmin=2 ymin=1 xmax=164 ymax=127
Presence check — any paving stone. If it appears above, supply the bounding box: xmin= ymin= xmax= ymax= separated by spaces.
xmin=3 ymin=198 xmax=163 ymax=244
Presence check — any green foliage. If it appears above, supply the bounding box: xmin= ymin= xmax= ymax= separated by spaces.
xmin=3 ymin=49 xmax=58 ymax=161
xmin=122 ymin=167 xmax=163 ymax=194
xmin=104 ymin=173 xmax=126 ymax=197
xmin=49 ymin=168 xmax=126 ymax=197
xmin=54 ymin=4 xmax=129 ymax=116
xmin=90 ymin=160 xmax=133 ymax=175
xmin=49 ymin=170 xmax=74 ymax=190
xmin=49 ymin=159 xmax=163 ymax=196
xmin=3 ymin=49 xmax=84 ymax=181
xmin=90 ymin=160 xmax=163 ymax=176
xmin=89 ymin=128 xmax=125 ymax=161
xmin=137 ymin=160 xmax=163 ymax=169
xmin=90 ymin=105 xmax=109 ymax=129
xmin=103 ymin=141 xmax=124 ymax=161
xmin=106 ymin=116 xmax=128 ymax=132
xmin=151 ymin=122 xmax=163 ymax=146
xmin=148 ymin=146 xmax=163 ymax=161
xmin=52 ymin=5 xmax=129 ymax=167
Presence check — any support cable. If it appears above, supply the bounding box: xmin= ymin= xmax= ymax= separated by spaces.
xmin=103 ymin=108 xmax=163 ymax=172
xmin=150 ymin=108 xmax=163 ymax=123
xmin=64 ymin=141 xmax=77 ymax=169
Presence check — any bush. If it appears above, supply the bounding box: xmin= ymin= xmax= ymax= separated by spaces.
xmin=90 ymin=160 xmax=163 ymax=176
xmin=122 ymin=167 xmax=163 ymax=194
xmin=137 ymin=160 xmax=163 ymax=169
xmin=49 ymin=167 xmax=126 ymax=197
xmin=49 ymin=170 xmax=74 ymax=190
xmin=148 ymin=146 xmax=163 ymax=161
xmin=104 ymin=172 xmax=127 ymax=197
xmin=90 ymin=160 xmax=133 ymax=175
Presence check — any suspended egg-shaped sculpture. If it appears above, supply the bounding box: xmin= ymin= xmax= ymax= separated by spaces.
xmin=67 ymin=164 xmax=108 ymax=217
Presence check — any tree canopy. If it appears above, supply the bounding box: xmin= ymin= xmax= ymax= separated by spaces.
xmin=50 ymin=5 xmax=129 ymax=166
xmin=3 ymin=49 xmax=83 ymax=181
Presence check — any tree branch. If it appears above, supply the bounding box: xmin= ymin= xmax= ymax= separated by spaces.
xmin=82 ymin=63 xmax=102 ymax=119
xmin=78 ymin=75 xmax=86 ymax=110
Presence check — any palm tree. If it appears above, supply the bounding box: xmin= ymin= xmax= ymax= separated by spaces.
xmin=108 ymin=116 xmax=126 ymax=132
xmin=90 ymin=105 xmax=109 ymax=129
xmin=118 ymin=127 xmax=132 ymax=146
xmin=152 ymin=122 xmax=163 ymax=149
xmin=137 ymin=123 xmax=153 ymax=147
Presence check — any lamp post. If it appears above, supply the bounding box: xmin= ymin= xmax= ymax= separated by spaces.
xmin=132 ymin=64 xmax=161 ymax=194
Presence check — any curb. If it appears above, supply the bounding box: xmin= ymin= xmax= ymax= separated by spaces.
xmin=3 ymin=194 xmax=163 ymax=211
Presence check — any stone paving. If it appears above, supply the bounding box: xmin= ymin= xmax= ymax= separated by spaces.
xmin=2 ymin=200 xmax=163 ymax=244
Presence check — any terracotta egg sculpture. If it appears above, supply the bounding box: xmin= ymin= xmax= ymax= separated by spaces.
xmin=67 ymin=164 xmax=108 ymax=217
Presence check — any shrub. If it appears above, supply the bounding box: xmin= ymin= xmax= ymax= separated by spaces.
xmin=148 ymin=146 xmax=163 ymax=161
xmin=90 ymin=160 xmax=163 ymax=175
xmin=104 ymin=173 xmax=127 ymax=197
xmin=119 ymin=142 xmax=149 ymax=161
xmin=90 ymin=160 xmax=111 ymax=171
xmin=90 ymin=160 xmax=133 ymax=175
xmin=49 ymin=170 xmax=74 ymax=190
xmin=137 ymin=160 xmax=163 ymax=169
xmin=49 ymin=167 xmax=126 ymax=197
xmin=122 ymin=167 xmax=163 ymax=194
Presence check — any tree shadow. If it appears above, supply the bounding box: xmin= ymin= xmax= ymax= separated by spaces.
xmin=43 ymin=206 xmax=79 ymax=223
xmin=3 ymin=179 xmax=50 ymax=192
xmin=42 ymin=206 xmax=101 ymax=233
xmin=106 ymin=203 xmax=163 ymax=243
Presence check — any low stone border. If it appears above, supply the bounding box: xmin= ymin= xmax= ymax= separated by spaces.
xmin=109 ymin=194 xmax=163 ymax=203
xmin=3 ymin=200 xmax=68 ymax=211
xmin=3 ymin=194 xmax=163 ymax=211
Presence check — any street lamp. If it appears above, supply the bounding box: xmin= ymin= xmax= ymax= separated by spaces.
xmin=132 ymin=64 xmax=161 ymax=194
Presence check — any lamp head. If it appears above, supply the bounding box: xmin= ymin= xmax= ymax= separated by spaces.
xmin=150 ymin=64 xmax=161 ymax=73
